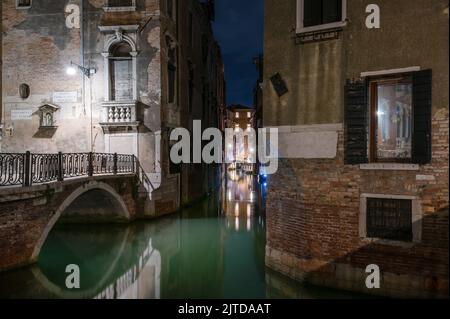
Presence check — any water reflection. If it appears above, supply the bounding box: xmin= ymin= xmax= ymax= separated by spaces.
xmin=0 ymin=173 xmax=366 ymax=299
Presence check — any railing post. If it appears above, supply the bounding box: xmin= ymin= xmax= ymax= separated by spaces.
xmin=88 ymin=152 xmax=94 ymax=177
xmin=57 ymin=152 xmax=64 ymax=182
xmin=23 ymin=151 xmax=31 ymax=187
xmin=113 ymin=153 xmax=118 ymax=175
xmin=134 ymin=156 xmax=138 ymax=176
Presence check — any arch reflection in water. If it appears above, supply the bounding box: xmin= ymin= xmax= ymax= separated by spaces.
xmin=0 ymin=224 xmax=162 ymax=299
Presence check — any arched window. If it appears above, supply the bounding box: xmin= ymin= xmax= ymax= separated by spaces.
xmin=109 ymin=41 xmax=133 ymax=101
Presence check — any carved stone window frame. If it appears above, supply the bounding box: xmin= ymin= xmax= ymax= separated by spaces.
xmin=99 ymin=25 xmax=139 ymax=102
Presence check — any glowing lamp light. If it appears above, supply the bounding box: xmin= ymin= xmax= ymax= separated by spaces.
xmin=66 ymin=66 xmax=77 ymax=76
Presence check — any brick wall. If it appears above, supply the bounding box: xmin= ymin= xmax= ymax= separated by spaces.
xmin=266 ymin=108 xmax=449 ymax=298
xmin=0 ymin=176 xmax=141 ymax=272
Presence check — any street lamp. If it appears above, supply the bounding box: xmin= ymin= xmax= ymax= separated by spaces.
xmin=66 ymin=61 xmax=96 ymax=78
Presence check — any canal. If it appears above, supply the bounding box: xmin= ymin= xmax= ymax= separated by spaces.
xmin=0 ymin=169 xmax=364 ymax=299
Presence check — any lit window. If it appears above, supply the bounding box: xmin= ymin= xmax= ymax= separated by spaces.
xmin=235 ymin=112 xmax=240 ymax=119
xmin=344 ymin=69 xmax=432 ymax=165
xmin=370 ymin=76 xmax=413 ymax=162
xmin=247 ymin=112 xmax=251 ymax=118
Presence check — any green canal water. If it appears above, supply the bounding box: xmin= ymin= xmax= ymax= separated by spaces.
xmin=0 ymin=175 xmax=366 ymax=299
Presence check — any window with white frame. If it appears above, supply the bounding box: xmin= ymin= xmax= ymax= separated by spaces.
xmin=296 ymin=0 xmax=347 ymax=34
xmin=360 ymin=194 xmax=422 ymax=244
xmin=16 ymin=0 xmax=32 ymax=9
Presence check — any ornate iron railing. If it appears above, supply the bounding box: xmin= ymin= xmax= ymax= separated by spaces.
xmin=0 ymin=153 xmax=25 ymax=187
xmin=63 ymin=153 xmax=90 ymax=178
xmin=0 ymin=152 xmax=137 ymax=187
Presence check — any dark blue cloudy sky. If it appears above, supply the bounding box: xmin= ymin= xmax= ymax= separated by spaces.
xmin=212 ymin=0 xmax=264 ymax=107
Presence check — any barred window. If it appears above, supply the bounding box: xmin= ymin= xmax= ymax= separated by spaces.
xmin=366 ymin=198 xmax=413 ymax=242
xmin=108 ymin=0 xmax=134 ymax=7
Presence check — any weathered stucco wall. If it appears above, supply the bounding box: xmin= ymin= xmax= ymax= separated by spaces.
xmin=263 ymin=0 xmax=344 ymax=127
xmin=1 ymin=0 xmax=163 ymax=158
xmin=345 ymin=0 xmax=449 ymax=110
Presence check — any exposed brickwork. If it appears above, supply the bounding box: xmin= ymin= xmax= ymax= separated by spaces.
xmin=0 ymin=175 xmax=144 ymax=272
xmin=266 ymin=109 xmax=449 ymax=298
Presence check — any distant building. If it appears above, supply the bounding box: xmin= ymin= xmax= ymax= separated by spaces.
xmin=264 ymin=0 xmax=448 ymax=298
xmin=226 ymin=105 xmax=256 ymax=167
xmin=0 ymin=0 xmax=225 ymax=216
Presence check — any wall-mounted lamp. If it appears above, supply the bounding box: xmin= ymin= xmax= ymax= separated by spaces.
xmin=66 ymin=61 xmax=96 ymax=78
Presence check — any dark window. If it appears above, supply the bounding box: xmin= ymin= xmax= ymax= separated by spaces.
xmin=109 ymin=42 xmax=133 ymax=101
xmin=188 ymin=62 xmax=194 ymax=112
xmin=17 ymin=0 xmax=31 ymax=7
xmin=168 ymin=64 xmax=176 ymax=104
xmin=167 ymin=0 xmax=174 ymax=19
xmin=303 ymin=0 xmax=342 ymax=28
xmin=366 ymin=198 xmax=413 ymax=242
xmin=167 ymin=38 xmax=177 ymax=104
xmin=108 ymin=0 xmax=133 ymax=7
xmin=169 ymin=130 xmax=181 ymax=174
xmin=344 ymin=70 xmax=432 ymax=165
xmin=188 ymin=13 xmax=193 ymax=47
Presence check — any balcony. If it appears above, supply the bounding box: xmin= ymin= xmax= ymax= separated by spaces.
xmin=100 ymin=101 xmax=139 ymax=132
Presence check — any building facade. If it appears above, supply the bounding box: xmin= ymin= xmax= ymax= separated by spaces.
xmin=226 ymin=105 xmax=256 ymax=166
xmin=264 ymin=0 xmax=448 ymax=298
xmin=1 ymin=0 xmax=225 ymax=215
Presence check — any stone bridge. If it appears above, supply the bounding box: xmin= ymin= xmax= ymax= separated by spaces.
xmin=0 ymin=152 xmax=155 ymax=272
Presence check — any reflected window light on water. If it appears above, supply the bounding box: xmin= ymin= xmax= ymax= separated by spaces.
xmin=235 ymin=217 xmax=239 ymax=231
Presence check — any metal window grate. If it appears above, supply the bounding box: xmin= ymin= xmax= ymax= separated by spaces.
xmin=108 ymin=0 xmax=133 ymax=7
xmin=367 ymin=198 xmax=413 ymax=242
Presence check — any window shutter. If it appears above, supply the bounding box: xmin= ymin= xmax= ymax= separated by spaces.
xmin=322 ymin=0 xmax=342 ymax=24
xmin=345 ymin=79 xmax=369 ymax=164
xmin=304 ymin=0 xmax=322 ymax=27
xmin=412 ymin=69 xmax=432 ymax=164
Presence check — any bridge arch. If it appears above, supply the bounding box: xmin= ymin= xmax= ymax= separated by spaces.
xmin=31 ymin=181 xmax=131 ymax=261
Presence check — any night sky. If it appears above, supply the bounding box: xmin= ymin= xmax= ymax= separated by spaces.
xmin=213 ymin=0 xmax=264 ymax=107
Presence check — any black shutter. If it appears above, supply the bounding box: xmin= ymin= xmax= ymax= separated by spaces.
xmin=412 ymin=69 xmax=432 ymax=164
xmin=304 ymin=0 xmax=322 ymax=27
xmin=345 ymin=79 xmax=369 ymax=164
xmin=323 ymin=0 xmax=342 ymax=24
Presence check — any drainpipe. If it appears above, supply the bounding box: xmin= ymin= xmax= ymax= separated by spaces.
xmin=79 ymin=0 xmax=92 ymax=151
